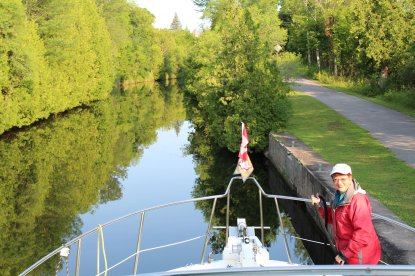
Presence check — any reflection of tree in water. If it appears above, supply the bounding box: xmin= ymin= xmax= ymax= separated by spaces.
xmin=0 ymin=83 xmax=186 ymax=275
xmin=159 ymin=81 xmax=186 ymax=133
xmin=186 ymin=130 xmax=280 ymax=254
xmin=269 ymin=166 xmax=334 ymax=264
xmin=280 ymin=214 xmax=314 ymax=265
xmin=99 ymin=176 xmax=123 ymax=204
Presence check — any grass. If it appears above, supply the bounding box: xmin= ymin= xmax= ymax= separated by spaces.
xmin=286 ymin=92 xmax=415 ymax=227
xmin=314 ymin=72 xmax=415 ymax=118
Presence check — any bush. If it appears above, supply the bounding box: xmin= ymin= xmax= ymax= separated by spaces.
xmin=275 ymin=52 xmax=307 ymax=81
xmin=381 ymin=89 xmax=415 ymax=109
xmin=397 ymin=62 xmax=415 ymax=88
xmin=361 ymin=84 xmax=383 ymax=97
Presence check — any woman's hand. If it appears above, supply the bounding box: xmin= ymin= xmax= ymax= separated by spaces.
xmin=335 ymin=254 xmax=345 ymax=265
xmin=311 ymin=193 xmax=321 ymax=206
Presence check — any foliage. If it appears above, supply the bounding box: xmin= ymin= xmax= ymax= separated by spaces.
xmin=275 ymin=52 xmax=308 ymax=81
xmin=158 ymin=29 xmax=196 ymax=81
xmin=0 ymin=0 xmax=116 ymax=135
xmin=0 ymin=83 xmax=186 ymax=274
xmin=184 ymin=0 xmax=291 ymax=152
xmin=1 ymin=0 xmax=194 ymax=135
xmin=96 ymin=2 xmax=194 ymax=83
xmin=380 ymin=89 xmax=415 ymax=111
xmin=35 ymin=0 xmax=114 ymax=110
xmin=313 ymin=73 xmax=415 ymax=116
xmin=0 ymin=0 xmax=51 ymax=134
xmin=394 ymin=44 xmax=415 ymax=88
xmin=349 ymin=0 xmax=414 ymax=74
xmin=279 ymin=0 xmax=415 ymax=89
xmin=96 ymin=0 xmax=133 ymax=78
xmin=123 ymin=5 xmax=163 ymax=82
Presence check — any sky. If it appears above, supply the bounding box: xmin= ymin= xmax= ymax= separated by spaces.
xmin=134 ymin=0 xmax=204 ymax=31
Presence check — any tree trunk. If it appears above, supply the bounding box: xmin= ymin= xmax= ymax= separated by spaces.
xmin=307 ymin=32 xmax=311 ymax=66
xmin=316 ymin=48 xmax=320 ymax=71
xmin=334 ymin=56 xmax=338 ymax=76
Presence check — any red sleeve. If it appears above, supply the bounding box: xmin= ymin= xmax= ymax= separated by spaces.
xmin=342 ymin=194 xmax=373 ymax=258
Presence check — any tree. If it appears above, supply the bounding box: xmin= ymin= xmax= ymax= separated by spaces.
xmin=279 ymin=0 xmax=415 ymax=89
xmin=170 ymin=12 xmax=182 ymax=30
xmin=184 ymin=0 xmax=291 ymax=152
xmin=95 ymin=0 xmax=132 ymax=78
xmin=0 ymin=0 xmax=51 ymax=134
xmin=347 ymin=0 xmax=415 ymax=84
xmin=34 ymin=0 xmax=114 ymax=112
xmin=125 ymin=5 xmax=163 ymax=81
xmin=158 ymin=29 xmax=195 ymax=81
xmin=1 ymin=0 xmax=196 ymax=134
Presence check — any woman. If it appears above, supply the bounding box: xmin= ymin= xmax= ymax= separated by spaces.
xmin=311 ymin=163 xmax=381 ymax=264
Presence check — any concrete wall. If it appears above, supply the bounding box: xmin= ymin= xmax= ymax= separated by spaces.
xmin=267 ymin=132 xmax=415 ymax=264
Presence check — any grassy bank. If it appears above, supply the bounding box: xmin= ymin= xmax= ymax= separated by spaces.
xmin=313 ymin=73 xmax=415 ymax=118
xmin=286 ymin=92 xmax=415 ymax=227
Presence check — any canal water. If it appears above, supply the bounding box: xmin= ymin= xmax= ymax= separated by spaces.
xmin=0 ymin=83 xmax=329 ymax=275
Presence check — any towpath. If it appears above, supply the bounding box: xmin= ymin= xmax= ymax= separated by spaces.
xmin=291 ymin=78 xmax=415 ymax=169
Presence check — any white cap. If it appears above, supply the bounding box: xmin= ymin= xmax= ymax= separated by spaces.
xmin=330 ymin=163 xmax=352 ymax=176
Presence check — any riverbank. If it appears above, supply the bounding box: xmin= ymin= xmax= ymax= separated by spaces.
xmin=285 ymin=92 xmax=415 ymax=227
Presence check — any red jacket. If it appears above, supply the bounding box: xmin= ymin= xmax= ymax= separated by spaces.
xmin=319 ymin=180 xmax=381 ymax=264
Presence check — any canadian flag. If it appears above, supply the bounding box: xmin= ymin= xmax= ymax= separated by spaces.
xmin=234 ymin=122 xmax=254 ymax=182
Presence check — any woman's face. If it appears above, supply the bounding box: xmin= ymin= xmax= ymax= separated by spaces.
xmin=332 ymin=173 xmax=352 ymax=194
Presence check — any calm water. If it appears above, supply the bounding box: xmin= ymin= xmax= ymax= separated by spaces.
xmin=0 ymin=84 xmax=317 ymax=275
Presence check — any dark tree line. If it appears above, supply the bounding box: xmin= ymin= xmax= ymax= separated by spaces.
xmin=279 ymin=0 xmax=415 ymax=89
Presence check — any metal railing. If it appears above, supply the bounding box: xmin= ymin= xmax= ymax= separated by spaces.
xmin=137 ymin=265 xmax=415 ymax=275
xmin=19 ymin=176 xmax=415 ymax=275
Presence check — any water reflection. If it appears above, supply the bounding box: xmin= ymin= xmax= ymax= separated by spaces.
xmin=186 ymin=129 xmax=313 ymax=264
xmin=268 ymin=165 xmax=335 ymax=264
xmin=0 ymin=82 xmax=185 ymax=275
xmin=1 ymin=81 xmax=318 ymax=275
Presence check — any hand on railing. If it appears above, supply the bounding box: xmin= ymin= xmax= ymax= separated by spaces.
xmin=311 ymin=193 xmax=321 ymax=206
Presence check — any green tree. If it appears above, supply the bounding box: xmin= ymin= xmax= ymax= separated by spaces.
xmin=158 ymin=29 xmax=195 ymax=81
xmin=1 ymin=0 xmax=120 ymax=135
xmin=124 ymin=5 xmax=163 ymax=82
xmin=1 ymin=0 xmax=194 ymax=134
xmin=170 ymin=12 xmax=182 ymax=30
xmin=95 ymin=0 xmax=132 ymax=80
xmin=185 ymin=0 xmax=291 ymax=152
xmin=244 ymin=0 xmax=287 ymax=50
xmin=0 ymin=0 xmax=51 ymax=134
xmin=279 ymin=0 xmax=332 ymax=70
xmin=279 ymin=0 xmax=415 ymax=89
xmin=33 ymin=0 xmax=114 ymax=113
xmin=348 ymin=0 xmax=415 ymax=85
